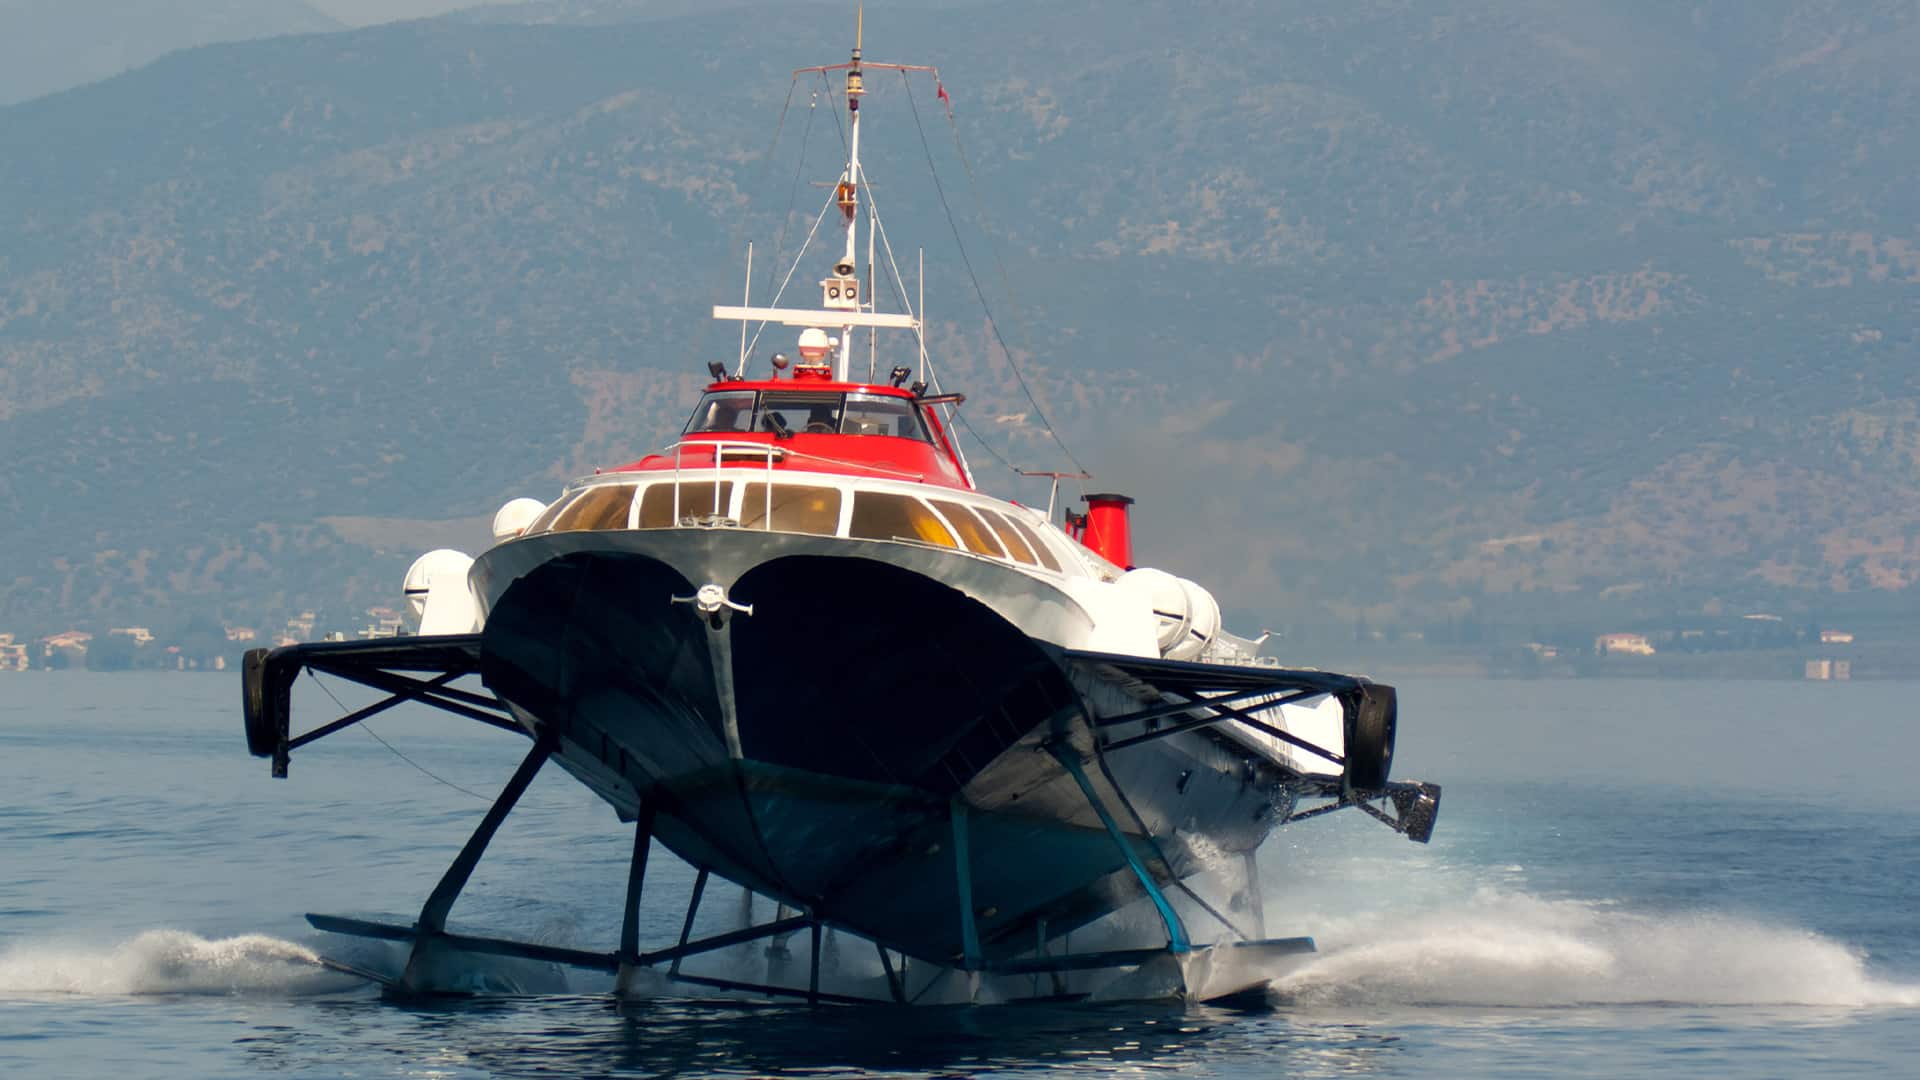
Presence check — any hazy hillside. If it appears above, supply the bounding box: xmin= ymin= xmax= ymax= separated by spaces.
xmin=0 ymin=0 xmax=341 ymax=106
xmin=1 ymin=0 xmax=1917 ymax=640
xmin=315 ymin=1 xmax=512 ymax=26
xmin=457 ymin=0 xmax=999 ymax=25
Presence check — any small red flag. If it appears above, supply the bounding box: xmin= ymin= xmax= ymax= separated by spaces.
xmin=936 ymin=82 xmax=951 ymax=109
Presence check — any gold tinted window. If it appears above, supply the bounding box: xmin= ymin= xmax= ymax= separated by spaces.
xmin=740 ymin=483 xmax=842 ymax=535
xmin=930 ymin=500 xmax=1007 ymax=558
xmin=848 ymin=492 xmax=957 ymax=548
xmin=551 ymin=485 xmax=636 ymax=532
xmin=523 ymin=491 xmax=580 ymax=536
xmin=638 ymin=482 xmax=734 ymax=528
xmin=979 ymin=509 xmax=1038 ymax=565
xmin=1000 ymin=512 xmax=1062 ymax=571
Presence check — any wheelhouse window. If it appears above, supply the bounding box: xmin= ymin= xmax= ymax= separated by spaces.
xmin=683 ymin=390 xmax=930 ymax=441
xmin=758 ymin=393 xmax=842 ymax=436
xmin=841 ymin=393 xmax=929 ymax=441
xmin=684 ymin=391 xmax=756 ymax=435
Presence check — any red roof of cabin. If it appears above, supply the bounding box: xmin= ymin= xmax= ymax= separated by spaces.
xmin=609 ymin=378 xmax=973 ymax=490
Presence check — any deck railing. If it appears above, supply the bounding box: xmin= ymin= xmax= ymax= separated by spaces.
xmin=668 ymin=439 xmax=781 ymax=529
xmin=662 ymin=437 xmax=925 ymax=531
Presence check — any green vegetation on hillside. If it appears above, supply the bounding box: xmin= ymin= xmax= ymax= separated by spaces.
xmin=1 ymin=0 xmax=1917 ymax=642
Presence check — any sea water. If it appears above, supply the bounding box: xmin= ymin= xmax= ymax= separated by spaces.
xmin=2 ymin=672 xmax=1916 ymax=1078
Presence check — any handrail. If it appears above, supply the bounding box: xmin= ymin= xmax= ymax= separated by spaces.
xmin=558 ymin=441 xmax=1074 ymax=581
xmin=663 ymin=437 xmax=925 ymax=482
xmin=667 ymin=440 xmax=784 ymax=530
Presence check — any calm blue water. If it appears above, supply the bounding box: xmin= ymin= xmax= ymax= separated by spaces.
xmin=3 ymin=672 xmax=1917 ymax=1078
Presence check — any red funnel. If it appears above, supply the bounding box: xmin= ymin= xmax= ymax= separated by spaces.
xmin=1080 ymin=493 xmax=1135 ymax=569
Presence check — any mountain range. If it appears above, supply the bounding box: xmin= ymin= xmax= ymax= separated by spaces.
xmin=0 ymin=0 xmax=341 ymax=106
xmin=2 ymin=0 xmax=1917 ymax=643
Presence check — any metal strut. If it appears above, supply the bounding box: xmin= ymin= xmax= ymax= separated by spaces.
xmin=1242 ymin=851 xmax=1268 ymax=940
xmin=315 ymin=910 xmax=819 ymax=975
xmin=808 ymin=921 xmax=823 ymax=1005
xmin=877 ymin=942 xmax=905 ymax=1003
xmin=951 ymin=797 xmax=982 ymax=970
xmin=615 ymin=801 xmax=656 ymax=993
xmin=669 ymin=869 xmax=709 ymax=977
xmin=1047 ymin=744 xmax=1190 ymax=954
xmin=402 ymin=736 xmax=553 ymax=988
xmin=285 ymin=671 xmax=460 ymax=754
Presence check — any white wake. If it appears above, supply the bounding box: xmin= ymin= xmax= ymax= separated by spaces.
xmin=1269 ymin=887 xmax=1920 ymax=1009
xmin=0 ymin=930 xmax=362 ymax=997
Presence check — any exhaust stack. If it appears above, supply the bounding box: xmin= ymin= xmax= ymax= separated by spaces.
xmin=1077 ymin=493 xmax=1136 ymax=569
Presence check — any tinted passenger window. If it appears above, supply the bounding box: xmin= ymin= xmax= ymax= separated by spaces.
xmin=979 ymin=509 xmax=1038 ymax=565
xmin=551 ymin=485 xmax=636 ymax=532
xmin=740 ymin=484 xmax=842 ymax=535
xmin=930 ymin=500 xmax=1007 ymax=558
xmin=523 ymin=491 xmax=580 ymax=536
xmin=848 ymin=492 xmax=957 ymax=548
xmin=998 ymin=511 xmax=1062 ymax=571
xmin=638 ymin=482 xmax=734 ymax=528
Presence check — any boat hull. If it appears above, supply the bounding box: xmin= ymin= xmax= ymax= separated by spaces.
xmin=472 ymin=531 xmax=1300 ymax=964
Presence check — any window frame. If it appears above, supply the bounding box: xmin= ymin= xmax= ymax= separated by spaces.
xmin=847 ymin=490 xmax=959 ymax=549
xmin=840 ymin=392 xmax=933 ymax=442
xmin=928 ymin=499 xmax=1009 ymax=559
xmin=637 ymin=480 xmax=735 ymax=529
xmin=738 ymin=481 xmax=845 ymax=535
xmin=682 ymin=390 xmax=759 ymax=435
xmin=754 ymin=391 xmax=845 ymax=437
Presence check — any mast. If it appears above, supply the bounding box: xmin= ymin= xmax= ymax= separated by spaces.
xmin=713 ymin=10 xmax=939 ymax=379
xmin=837 ymin=5 xmax=865 ymax=381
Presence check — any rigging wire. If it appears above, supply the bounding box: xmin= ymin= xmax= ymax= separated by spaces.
xmin=732 ymin=67 xmax=1065 ymax=480
xmin=952 ymin=409 xmax=1024 ymax=473
xmin=821 ymin=68 xmax=849 ymax=157
xmin=741 ymin=187 xmax=841 ymax=367
xmin=305 ymin=668 xmax=492 ymax=802
xmin=763 ymin=85 xmax=819 ymax=304
xmin=940 ymin=76 xmax=1058 ymax=408
xmin=868 ymin=240 xmax=1024 ymax=475
xmin=712 ymin=75 xmax=799 ymax=336
xmin=899 ymin=70 xmax=1088 ymax=476
xmin=861 ymin=156 xmax=1029 ymax=478
xmin=737 ymin=72 xmax=851 ymax=369
xmin=757 ymin=75 xmax=802 ymax=205
xmin=943 ymin=80 xmax=1098 ymax=503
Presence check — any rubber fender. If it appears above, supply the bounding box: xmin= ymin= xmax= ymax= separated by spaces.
xmin=1341 ymin=683 xmax=1397 ymax=791
xmin=242 ymin=647 xmax=293 ymax=759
